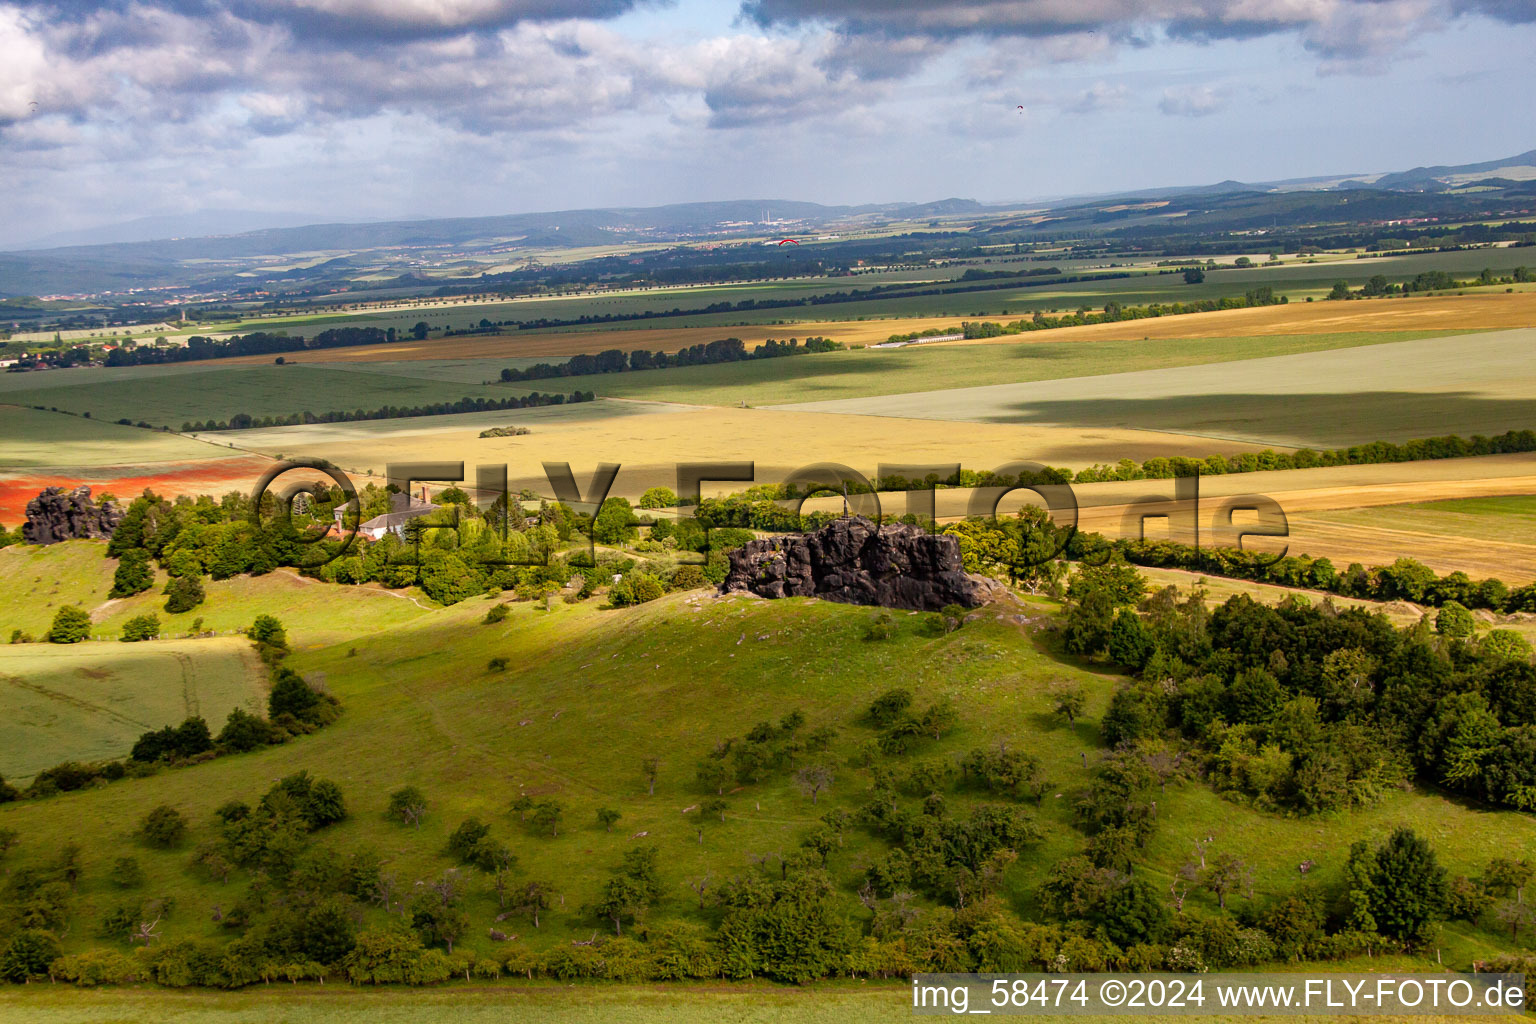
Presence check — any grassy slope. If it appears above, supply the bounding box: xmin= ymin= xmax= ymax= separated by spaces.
xmin=0 ymin=542 xmax=1533 ymax=979
xmin=0 ymin=541 xmax=434 ymax=643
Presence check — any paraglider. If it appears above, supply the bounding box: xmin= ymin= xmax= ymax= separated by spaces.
xmin=776 ymin=238 xmax=799 ymax=246
xmin=1016 ymin=105 xmax=1024 ymax=113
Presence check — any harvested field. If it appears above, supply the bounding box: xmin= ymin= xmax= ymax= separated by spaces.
xmin=213 ymin=403 xmax=1293 ymax=498
xmin=944 ymin=289 xmax=1536 ymax=345
xmin=773 ymin=327 xmax=1536 ymax=447
xmin=927 ymin=454 xmax=1536 ymax=582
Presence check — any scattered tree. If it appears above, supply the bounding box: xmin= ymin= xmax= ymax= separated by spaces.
xmin=793 ymin=764 xmax=834 ymax=805
xmin=388 ymin=786 xmax=429 ymax=828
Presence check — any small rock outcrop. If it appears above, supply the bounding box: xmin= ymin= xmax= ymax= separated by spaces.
xmin=21 ymin=485 xmax=122 ymax=544
xmin=720 ymin=516 xmax=993 ymax=611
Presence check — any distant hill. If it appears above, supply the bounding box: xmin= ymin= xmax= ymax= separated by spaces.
xmin=14 ymin=209 xmax=343 ymax=251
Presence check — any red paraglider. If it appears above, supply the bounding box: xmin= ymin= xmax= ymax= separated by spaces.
xmin=776 ymin=238 xmax=800 ymax=245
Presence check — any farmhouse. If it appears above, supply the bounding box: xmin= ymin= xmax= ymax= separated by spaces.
xmin=340 ymin=488 xmax=442 ymax=541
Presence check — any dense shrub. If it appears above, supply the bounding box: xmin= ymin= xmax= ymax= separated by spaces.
xmin=46 ymin=605 xmax=91 ymax=644
xmin=120 ymin=613 xmax=161 ymax=642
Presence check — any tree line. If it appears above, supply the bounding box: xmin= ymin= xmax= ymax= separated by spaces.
xmin=1327 ymin=266 xmax=1531 ymax=300
xmin=183 ymin=391 xmax=594 ymax=432
xmin=498 ymin=337 xmax=840 ymax=383
xmin=891 ymin=286 xmax=1286 ymax=344
xmin=103 ymin=327 xmax=404 ymax=367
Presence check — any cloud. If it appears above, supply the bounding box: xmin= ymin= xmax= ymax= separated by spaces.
xmin=1157 ymin=82 xmax=1229 ymax=116
xmin=7 ymin=0 xmax=659 ymax=42
xmin=1061 ymin=80 xmax=1128 ymax=113
xmin=740 ymin=0 xmax=1536 ymax=67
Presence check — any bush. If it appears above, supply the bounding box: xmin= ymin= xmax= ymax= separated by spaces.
xmin=609 ymin=572 xmax=664 ymax=607
xmin=163 ymin=574 xmax=206 ymax=614
xmin=217 ymin=708 xmax=278 ymax=752
xmin=248 ymin=614 xmax=288 ymax=648
xmin=668 ymin=565 xmax=708 ymax=591
xmin=268 ymin=668 xmax=326 ymax=724
xmin=110 ymin=549 xmax=155 ymax=598
xmin=108 ymin=856 xmax=145 ymax=888
xmin=864 ymin=611 xmax=895 ymax=642
xmin=120 ymin=613 xmax=161 ymax=642
xmin=138 ymin=804 xmax=189 ymax=848
xmin=47 ymin=605 xmax=91 ymax=644
xmin=869 ymin=688 xmax=914 ymax=726
xmin=638 ymin=486 xmax=678 ymax=509
xmin=1435 ymin=601 xmax=1474 ymax=638
xmin=52 ymin=948 xmax=140 ymax=986
xmin=0 ymin=930 xmax=61 ymax=982
xmin=484 ymin=603 xmax=509 ymax=624
xmin=342 ymin=927 xmax=453 ymax=985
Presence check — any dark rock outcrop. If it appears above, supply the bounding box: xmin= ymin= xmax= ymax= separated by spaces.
xmin=21 ymin=485 xmax=122 ymax=544
xmin=720 ymin=516 xmax=994 ymax=611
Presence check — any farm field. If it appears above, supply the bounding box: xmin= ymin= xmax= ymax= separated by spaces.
xmin=0 ymin=406 xmax=232 ymax=469
xmin=0 ymin=543 xmax=1533 ymax=981
xmin=213 ymin=403 xmax=1288 ymax=497
xmin=549 ymin=329 xmax=1472 ymax=410
xmin=1298 ymin=494 xmax=1536 ymax=543
xmin=6 ymin=365 xmax=542 ymax=431
xmin=920 ymin=455 xmax=1536 ymax=580
xmin=0 ymin=455 xmax=276 ymax=523
xmin=773 ymin=328 xmax=1536 ymax=447
xmin=0 ymin=638 xmax=266 ymax=783
xmin=177 ymin=244 xmax=1536 ymax=341
xmin=1284 ymin=495 xmax=1536 ymax=582
xmin=178 ymin=285 xmax=1536 ymax=370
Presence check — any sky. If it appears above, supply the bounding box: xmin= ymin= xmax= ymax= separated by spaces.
xmin=0 ymin=0 xmax=1533 ymax=247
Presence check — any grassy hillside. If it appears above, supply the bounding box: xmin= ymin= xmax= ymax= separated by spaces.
xmin=0 ymin=541 xmax=1533 ymax=980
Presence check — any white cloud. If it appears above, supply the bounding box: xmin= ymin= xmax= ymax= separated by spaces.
xmin=1157 ymin=82 xmax=1228 ymax=116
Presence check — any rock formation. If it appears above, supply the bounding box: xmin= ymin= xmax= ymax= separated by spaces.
xmin=21 ymin=485 xmax=122 ymax=544
xmin=720 ymin=515 xmax=995 ymax=611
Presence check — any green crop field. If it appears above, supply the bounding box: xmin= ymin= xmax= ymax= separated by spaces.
xmin=0 ymin=406 xmax=231 ymax=470
xmin=0 ymin=541 xmax=1532 ymax=984
xmin=3 ymin=330 xmax=1464 ymax=441
xmin=771 ymin=328 xmax=1536 ymax=447
xmin=7 ymin=366 xmax=544 ymax=431
xmin=0 ymin=638 xmax=266 ymax=783
xmin=554 ymin=329 xmax=1470 ymax=410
